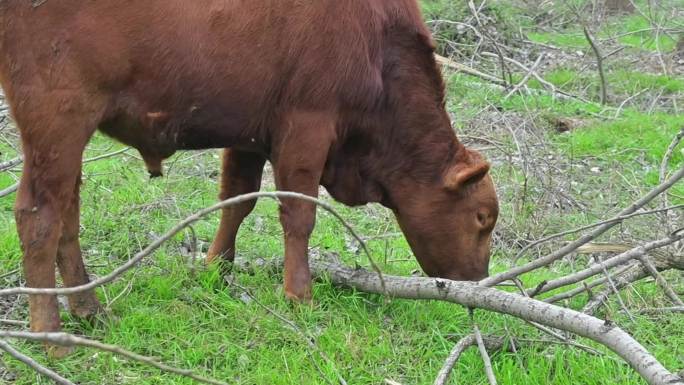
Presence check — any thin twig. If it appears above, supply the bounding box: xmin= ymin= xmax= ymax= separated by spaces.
xmin=543 ymin=262 xmax=640 ymax=304
xmin=0 ymin=319 xmax=28 ymax=326
xmin=583 ymin=267 xmax=649 ymax=314
xmin=0 ymin=191 xmax=385 ymax=297
xmin=504 ymin=53 xmax=545 ymax=99
xmin=467 ymin=0 xmax=512 ymax=87
xmin=614 ymin=88 xmax=649 ymax=119
xmin=0 ymin=331 xmax=229 ymax=385
xmin=482 ymin=166 xmax=684 ymax=287
xmin=511 ymin=279 xmax=605 ymax=356
xmin=471 ymin=310 xmax=497 ymax=385
xmin=659 ymin=127 xmax=684 ymax=232
xmin=601 ymin=264 xmax=636 ymax=322
xmin=83 ymin=147 xmax=130 ymax=163
xmin=0 ymin=339 xmax=75 ymax=385
xmin=633 ymin=307 xmax=684 ymax=314
xmin=479 ymin=51 xmax=592 ymax=104
xmin=0 ymin=147 xmax=131 ymax=198
xmin=582 ymin=25 xmax=608 ymax=104
xmin=433 ymin=334 xmax=477 ymax=385
xmin=511 ymin=204 xmax=684 ymax=264
xmin=233 ymin=257 xmax=684 ymax=385
xmin=526 ymin=232 xmax=684 ymax=297
xmin=637 ymin=256 xmax=684 ymax=306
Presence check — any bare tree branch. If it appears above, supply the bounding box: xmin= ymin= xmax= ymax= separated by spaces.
xmin=512 ymin=204 xmax=684 ymax=265
xmin=0 ymin=339 xmax=75 ymax=385
xmin=233 ymin=257 xmax=684 ymax=385
xmin=0 ymin=156 xmax=22 ymax=172
xmin=0 ymin=191 xmax=384 ymax=297
xmin=482 ymin=166 xmax=684 ymax=287
xmin=637 ymin=256 xmax=684 ymax=306
xmin=0 ymin=332 xmax=229 ymax=385
xmin=582 ymin=25 xmax=608 ymax=105
xmin=433 ymin=334 xmax=478 ymax=385
xmin=504 ymin=53 xmax=545 ymax=99
xmin=472 ymin=318 xmax=497 ymax=385
xmin=527 ymin=232 xmax=684 ymax=297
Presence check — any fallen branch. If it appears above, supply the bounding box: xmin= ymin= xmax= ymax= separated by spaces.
xmin=660 ymin=129 xmax=684 ymax=184
xmin=0 ymin=332 xmax=228 ymax=385
xmin=472 ymin=320 xmax=497 ymax=385
xmin=583 ymin=267 xmax=649 ymax=315
xmin=479 ymin=51 xmax=592 ymax=103
xmin=583 ymin=25 xmax=608 ymax=104
xmin=543 ymin=262 xmax=640 ymax=304
xmin=637 ymin=256 xmax=684 ymax=306
xmin=0 ymin=182 xmax=17 ymax=198
xmin=634 ymin=307 xmax=684 ymax=314
xmin=433 ymin=334 xmax=477 ymax=385
xmin=233 ymin=257 xmax=683 ymax=385
xmin=659 ymin=127 xmax=684 ymax=232
xmin=504 ymin=53 xmax=545 ymax=99
xmin=0 ymin=156 xmax=22 ymax=172
xmin=482 ymin=166 xmax=684 ymax=287
xmin=0 ymin=191 xmax=384 ymax=297
xmin=435 ymin=54 xmax=506 ymax=86
xmin=511 ymin=204 xmax=684 ymax=265
xmin=0 ymin=339 xmax=74 ymax=385
xmin=433 ymin=334 xmax=503 ymax=385
xmin=527 ymin=232 xmax=684 ymax=297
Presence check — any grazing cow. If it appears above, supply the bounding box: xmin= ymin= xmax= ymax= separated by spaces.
xmin=0 ymin=0 xmax=498 ymax=345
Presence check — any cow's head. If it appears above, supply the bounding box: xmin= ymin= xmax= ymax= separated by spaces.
xmin=392 ymin=149 xmax=498 ymax=281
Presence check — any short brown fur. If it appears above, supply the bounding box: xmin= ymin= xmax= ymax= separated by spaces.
xmin=0 ymin=0 xmax=498 ymax=346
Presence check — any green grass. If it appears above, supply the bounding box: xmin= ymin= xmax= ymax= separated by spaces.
xmin=612 ymin=15 xmax=679 ymax=52
xmin=527 ymin=6 xmax=680 ymax=53
xmin=559 ymin=111 xmax=684 ymax=163
xmin=527 ymin=32 xmax=589 ymax=49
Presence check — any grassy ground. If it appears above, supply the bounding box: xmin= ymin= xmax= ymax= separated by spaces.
xmin=1 ymin=1 xmax=683 ymax=384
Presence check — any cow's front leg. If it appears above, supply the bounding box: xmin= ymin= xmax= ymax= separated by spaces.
xmin=207 ymin=149 xmax=266 ymax=264
xmin=272 ymin=111 xmax=335 ymax=300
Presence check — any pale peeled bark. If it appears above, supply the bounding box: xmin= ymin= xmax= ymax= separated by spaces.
xmin=240 ymin=258 xmax=683 ymax=385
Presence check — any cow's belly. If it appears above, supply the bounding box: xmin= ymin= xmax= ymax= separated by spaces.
xmin=102 ymin=89 xmax=270 ymax=148
xmin=99 ymin=91 xmax=271 ymax=176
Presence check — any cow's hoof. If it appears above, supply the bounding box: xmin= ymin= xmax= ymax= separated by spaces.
xmin=47 ymin=344 xmax=75 ymax=359
xmin=284 ymin=288 xmax=313 ymax=304
xmin=205 ymin=249 xmax=235 ymax=267
xmin=68 ymin=293 xmax=104 ymax=319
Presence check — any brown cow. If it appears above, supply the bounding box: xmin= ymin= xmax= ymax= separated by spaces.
xmin=0 ymin=0 xmax=498 ymax=348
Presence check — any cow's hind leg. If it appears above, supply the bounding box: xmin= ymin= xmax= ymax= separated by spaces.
xmin=56 ymin=172 xmax=102 ymax=318
xmin=207 ymin=149 xmax=266 ymax=265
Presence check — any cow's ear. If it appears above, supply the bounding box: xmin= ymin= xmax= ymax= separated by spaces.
xmin=416 ymin=30 xmax=436 ymax=52
xmin=444 ymin=159 xmax=490 ymax=192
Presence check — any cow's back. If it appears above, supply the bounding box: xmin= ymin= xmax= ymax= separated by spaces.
xmin=1 ymin=0 xmax=429 ymax=150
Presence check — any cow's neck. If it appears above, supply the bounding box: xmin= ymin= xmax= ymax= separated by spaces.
xmin=369 ymin=43 xmax=464 ymax=208
xmin=324 ymin=46 xmax=465 ymax=209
